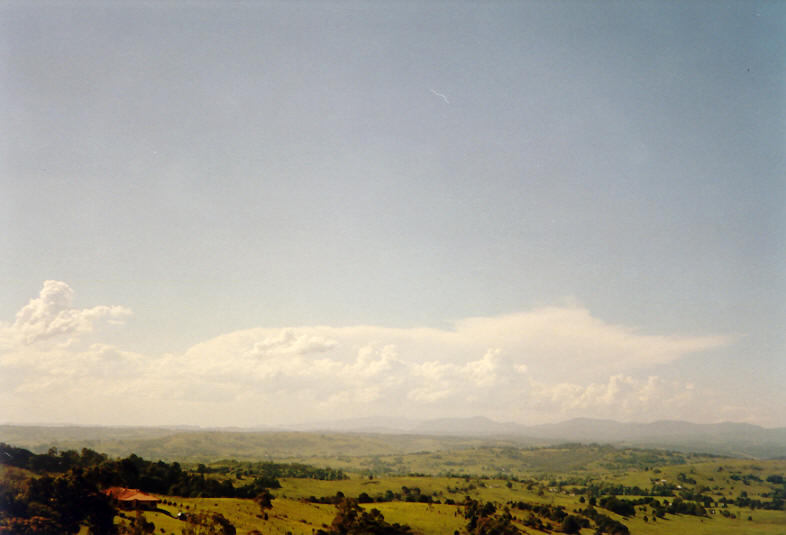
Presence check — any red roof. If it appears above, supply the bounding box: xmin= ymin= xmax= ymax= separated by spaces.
xmin=104 ymin=487 xmax=160 ymax=502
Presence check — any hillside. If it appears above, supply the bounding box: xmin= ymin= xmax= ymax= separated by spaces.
xmin=2 ymin=441 xmax=785 ymax=535
xmin=0 ymin=425 xmax=545 ymax=463
xmin=0 ymin=418 xmax=786 ymax=461
xmin=305 ymin=417 xmax=786 ymax=459
xmin=4 ymin=417 xmax=785 ymax=461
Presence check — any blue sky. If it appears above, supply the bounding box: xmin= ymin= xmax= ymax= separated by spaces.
xmin=1 ymin=1 xmax=783 ymax=427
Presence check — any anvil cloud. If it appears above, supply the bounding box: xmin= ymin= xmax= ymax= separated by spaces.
xmin=1 ymin=281 xmax=741 ymax=427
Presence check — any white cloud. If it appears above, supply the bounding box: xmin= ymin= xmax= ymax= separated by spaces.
xmin=0 ymin=281 xmax=743 ymax=426
xmin=1 ymin=280 xmax=131 ymax=347
xmin=532 ymin=375 xmax=672 ymax=413
xmin=248 ymin=329 xmax=338 ymax=357
xmin=453 ymin=308 xmax=732 ymax=374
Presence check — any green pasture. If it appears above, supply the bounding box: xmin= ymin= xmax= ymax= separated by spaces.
xmin=137 ymin=454 xmax=786 ymax=534
xmin=124 ymin=455 xmax=786 ymax=535
xmin=123 ymin=496 xmax=336 ymax=535
xmin=264 ymin=445 xmax=716 ymax=478
xmin=6 ymin=439 xmax=785 ymax=535
xmin=126 ymin=491 xmax=786 ymax=535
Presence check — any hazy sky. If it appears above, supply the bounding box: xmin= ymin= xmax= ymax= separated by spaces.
xmin=1 ymin=1 xmax=784 ymax=427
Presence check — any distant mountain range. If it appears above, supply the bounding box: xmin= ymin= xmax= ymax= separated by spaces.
xmin=2 ymin=417 xmax=785 ymax=459
xmin=286 ymin=416 xmax=786 ymax=458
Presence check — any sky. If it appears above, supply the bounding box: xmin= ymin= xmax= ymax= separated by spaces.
xmin=1 ymin=1 xmax=784 ymax=428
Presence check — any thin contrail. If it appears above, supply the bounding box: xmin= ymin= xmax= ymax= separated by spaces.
xmin=430 ymin=89 xmax=450 ymax=104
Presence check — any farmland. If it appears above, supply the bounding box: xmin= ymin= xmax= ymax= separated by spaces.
xmin=118 ymin=453 xmax=786 ymax=535
xmin=2 ymin=438 xmax=785 ymax=534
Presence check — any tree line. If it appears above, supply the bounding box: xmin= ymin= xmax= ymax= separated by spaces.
xmin=0 ymin=443 xmax=287 ymax=534
xmin=0 ymin=443 xmax=280 ymax=499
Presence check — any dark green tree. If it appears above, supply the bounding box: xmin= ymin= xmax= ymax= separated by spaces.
xmin=318 ymin=498 xmax=411 ymax=534
xmin=254 ymin=489 xmax=273 ymax=511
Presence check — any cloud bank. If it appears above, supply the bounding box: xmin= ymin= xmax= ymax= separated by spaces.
xmin=0 ymin=281 xmax=742 ymax=427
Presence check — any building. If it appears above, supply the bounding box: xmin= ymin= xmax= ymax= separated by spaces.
xmin=103 ymin=487 xmax=161 ymax=510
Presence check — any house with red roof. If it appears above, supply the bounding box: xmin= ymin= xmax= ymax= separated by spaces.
xmin=103 ymin=487 xmax=161 ymax=510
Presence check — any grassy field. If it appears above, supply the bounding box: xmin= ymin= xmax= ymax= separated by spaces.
xmin=208 ymin=444 xmax=716 ymax=479
xmin=115 ymin=451 xmax=786 ymax=535
xmin=5 ymin=439 xmax=784 ymax=534
xmin=123 ymin=494 xmax=786 ymax=535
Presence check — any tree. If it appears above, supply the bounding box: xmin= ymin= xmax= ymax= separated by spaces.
xmin=462 ymin=498 xmax=519 ymax=534
xmin=119 ymin=511 xmax=154 ymax=535
xmin=0 ymin=469 xmax=116 ymax=535
xmin=471 ymin=515 xmax=520 ymax=535
xmin=181 ymin=512 xmax=235 ymax=535
xmin=254 ymin=489 xmax=273 ymax=511
xmin=561 ymin=515 xmax=583 ymax=534
xmin=318 ymin=498 xmax=411 ymax=534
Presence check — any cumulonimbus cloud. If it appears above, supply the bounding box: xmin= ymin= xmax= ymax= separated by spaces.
xmin=1 ymin=280 xmax=131 ymax=347
xmin=0 ymin=281 xmax=739 ymax=426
